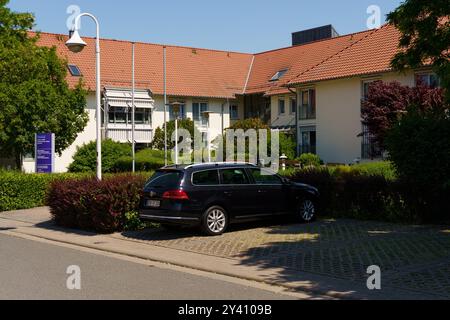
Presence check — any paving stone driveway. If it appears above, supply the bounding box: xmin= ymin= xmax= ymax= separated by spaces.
xmin=118 ymin=219 xmax=450 ymax=298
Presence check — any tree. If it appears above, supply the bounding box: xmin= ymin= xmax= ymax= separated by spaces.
xmin=361 ymin=81 xmax=447 ymax=148
xmin=385 ymin=108 xmax=450 ymax=222
xmin=387 ymin=0 xmax=450 ymax=101
xmin=0 ymin=0 xmax=88 ymax=168
xmin=151 ymin=118 xmax=198 ymax=150
xmin=69 ymin=139 xmax=131 ymax=173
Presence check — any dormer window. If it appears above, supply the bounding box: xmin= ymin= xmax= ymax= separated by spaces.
xmin=68 ymin=64 xmax=82 ymax=77
xmin=270 ymin=69 xmax=288 ymax=82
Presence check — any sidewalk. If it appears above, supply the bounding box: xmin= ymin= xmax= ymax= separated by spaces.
xmin=1 ymin=207 xmax=448 ymax=300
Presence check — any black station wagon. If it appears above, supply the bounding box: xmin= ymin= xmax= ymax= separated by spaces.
xmin=139 ymin=163 xmax=320 ymax=236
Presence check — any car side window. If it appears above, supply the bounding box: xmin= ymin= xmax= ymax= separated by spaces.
xmin=192 ymin=170 xmax=219 ymax=186
xmin=220 ymin=169 xmax=249 ymax=185
xmin=250 ymin=169 xmax=283 ymax=185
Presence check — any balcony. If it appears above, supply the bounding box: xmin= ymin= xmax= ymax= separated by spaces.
xmin=299 ymin=144 xmax=317 ymax=155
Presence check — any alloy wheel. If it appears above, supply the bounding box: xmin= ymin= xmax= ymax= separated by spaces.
xmin=206 ymin=209 xmax=227 ymax=234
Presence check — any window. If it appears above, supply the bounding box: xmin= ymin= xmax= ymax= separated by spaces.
xmin=299 ymin=89 xmax=316 ymax=120
xmin=169 ymin=103 xmax=186 ymax=121
xmin=146 ymin=171 xmax=183 ymax=189
xmin=250 ymin=169 xmax=283 ymax=185
xmin=68 ymin=64 xmax=82 ymax=77
xmin=299 ymin=127 xmax=316 ymax=155
xmin=108 ymin=107 xmax=151 ymax=125
xmin=192 ymin=170 xmax=219 ymax=186
xmin=220 ymin=169 xmax=249 ymax=185
xmin=230 ymin=105 xmax=239 ymax=120
xmin=193 ymin=102 xmax=208 ymax=126
xmin=290 ymin=98 xmax=297 ymax=114
xmin=361 ymin=124 xmax=382 ymax=159
xmin=278 ymin=99 xmax=285 ymax=115
xmin=416 ymin=73 xmax=440 ymax=88
xmin=270 ymin=69 xmax=288 ymax=82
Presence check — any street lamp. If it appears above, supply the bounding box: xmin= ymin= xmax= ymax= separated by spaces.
xmin=171 ymin=102 xmax=183 ymax=165
xmin=66 ymin=13 xmax=102 ymax=181
xmin=201 ymin=111 xmax=213 ymax=163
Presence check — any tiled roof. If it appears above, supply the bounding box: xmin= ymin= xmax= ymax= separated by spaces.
xmin=32 ymin=25 xmax=401 ymax=98
xmin=244 ymin=29 xmax=374 ymax=96
xmin=34 ymin=32 xmax=253 ymax=99
xmin=287 ymin=25 xmax=401 ymax=86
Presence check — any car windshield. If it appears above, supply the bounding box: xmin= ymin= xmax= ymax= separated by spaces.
xmin=145 ymin=170 xmax=183 ymax=189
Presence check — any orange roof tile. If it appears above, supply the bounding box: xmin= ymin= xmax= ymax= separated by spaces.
xmin=244 ymin=29 xmax=373 ymax=96
xmin=287 ymin=25 xmax=401 ymax=86
xmin=34 ymin=32 xmax=253 ymax=99
xmin=32 ymin=25 xmax=402 ymax=98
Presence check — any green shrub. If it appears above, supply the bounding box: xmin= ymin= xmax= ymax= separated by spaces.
xmin=152 ymin=119 xmax=199 ymax=150
xmin=113 ymin=149 xmax=167 ymax=172
xmin=0 ymin=171 xmax=91 ymax=212
xmin=386 ymin=110 xmax=450 ymax=222
xmin=297 ymin=153 xmax=322 ymax=168
xmin=46 ymin=174 xmax=147 ymax=233
xmin=69 ymin=139 xmax=131 ymax=173
xmin=351 ymin=161 xmax=397 ymax=180
xmin=287 ymin=166 xmax=415 ymax=223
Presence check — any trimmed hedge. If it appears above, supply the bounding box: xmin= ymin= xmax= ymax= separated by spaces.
xmin=46 ymin=174 xmax=149 ymax=233
xmin=0 ymin=171 xmax=91 ymax=212
xmin=287 ymin=167 xmax=442 ymax=223
xmin=113 ymin=149 xmax=166 ymax=172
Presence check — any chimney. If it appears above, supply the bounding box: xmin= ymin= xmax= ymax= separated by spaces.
xmin=292 ymin=25 xmax=339 ymax=46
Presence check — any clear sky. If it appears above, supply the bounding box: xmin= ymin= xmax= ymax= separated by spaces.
xmin=8 ymin=0 xmax=402 ymax=53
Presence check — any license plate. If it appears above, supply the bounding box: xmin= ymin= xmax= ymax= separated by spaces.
xmin=146 ymin=200 xmax=161 ymax=208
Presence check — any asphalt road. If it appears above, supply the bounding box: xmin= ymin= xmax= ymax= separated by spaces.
xmin=0 ymin=233 xmax=296 ymax=300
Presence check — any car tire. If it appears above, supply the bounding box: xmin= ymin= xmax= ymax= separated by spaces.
xmin=201 ymin=206 xmax=228 ymax=236
xmin=297 ymin=198 xmax=317 ymax=223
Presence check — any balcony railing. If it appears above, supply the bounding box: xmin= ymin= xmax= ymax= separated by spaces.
xmin=299 ymin=108 xmax=316 ymax=120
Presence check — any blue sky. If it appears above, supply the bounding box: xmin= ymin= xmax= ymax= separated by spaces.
xmin=8 ymin=0 xmax=402 ymax=53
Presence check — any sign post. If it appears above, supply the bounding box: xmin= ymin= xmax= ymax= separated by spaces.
xmin=35 ymin=133 xmax=55 ymax=174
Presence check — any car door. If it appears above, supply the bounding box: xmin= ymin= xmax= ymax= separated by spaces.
xmin=219 ymin=168 xmax=258 ymax=217
xmin=248 ymin=168 xmax=289 ymax=215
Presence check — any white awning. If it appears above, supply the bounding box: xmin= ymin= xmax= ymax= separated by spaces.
xmin=104 ymin=87 xmax=154 ymax=109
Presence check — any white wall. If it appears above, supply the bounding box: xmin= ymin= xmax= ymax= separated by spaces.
xmin=270 ymin=94 xmax=296 ymax=128
xmin=23 ymin=93 xmax=232 ymax=173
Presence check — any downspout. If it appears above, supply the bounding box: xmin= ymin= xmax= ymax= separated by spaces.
xmin=287 ymin=87 xmax=300 ymax=157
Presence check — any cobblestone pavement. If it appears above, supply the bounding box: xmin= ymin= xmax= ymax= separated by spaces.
xmin=118 ymin=219 xmax=450 ymax=298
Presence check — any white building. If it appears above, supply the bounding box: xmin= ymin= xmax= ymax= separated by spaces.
xmin=18 ymin=24 xmax=438 ymax=173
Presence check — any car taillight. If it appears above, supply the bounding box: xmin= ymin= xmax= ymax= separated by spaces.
xmin=162 ymin=190 xmax=189 ymax=200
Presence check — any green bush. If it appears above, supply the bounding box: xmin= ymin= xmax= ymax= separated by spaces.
xmin=113 ymin=149 xmax=167 ymax=172
xmin=297 ymin=153 xmax=322 ymax=168
xmin=287 ymin=166 xmax=418 ymax=223
xmin=152 ymin=119 xmax=199 ymax=150
xmin=386 ymin=109 xmax=450 ymax=222
xmin=69 ymin=139 xmax=131 ymax=173
xmin=351 ymin=161 xmax=397 ymax=180
xmin=0 ymin=171 xmax=91 ymax=212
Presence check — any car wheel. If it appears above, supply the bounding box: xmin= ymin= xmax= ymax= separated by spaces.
xmin=201 ymin=206 xmax=228 ymax=236
xmin=297 ymin=198 xmax=317 ymax=223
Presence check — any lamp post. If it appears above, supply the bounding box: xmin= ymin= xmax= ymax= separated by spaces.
xmin=171 ymin=102 xmax=183 ymax=165
xmin=66 ymin=13 xmax=102 ymax=181
xmin=202 ymin=111 xmax=213 ymax=163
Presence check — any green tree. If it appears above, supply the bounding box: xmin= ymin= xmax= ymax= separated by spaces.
xmin=151 ymin=118 xmax=198 ymax=150
xmin=0 ymin=0 xmax=88 ymax=168
xmin=69 ymin=139 xmax=131 ymax=173
xmin=387 ymin=0 xmax=450 ymax=101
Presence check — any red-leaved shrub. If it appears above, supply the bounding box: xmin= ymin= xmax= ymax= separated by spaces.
xmin=46 ymin=174 xmax=146 ymax=233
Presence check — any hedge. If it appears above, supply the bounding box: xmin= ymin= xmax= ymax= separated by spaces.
xmin=287 ymin=167 xmax=446 ymax=223
xmin=113 ymin=149 xmax=166 ymax=172
xmin=46 ymin=174 xmax=148 ymax=233
xmin=0 ymin=171 xmax=91 ymax=212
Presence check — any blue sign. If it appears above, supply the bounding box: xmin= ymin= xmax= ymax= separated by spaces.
xmin=35 ymin=133 xmax=55 ymax=174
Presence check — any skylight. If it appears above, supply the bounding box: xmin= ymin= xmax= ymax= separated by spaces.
xmin=270 ymin=69 xmax=288 ymax=81
xmin=68 ymin=64 xmax=82 ymax=77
